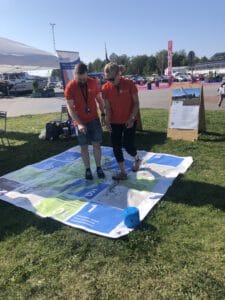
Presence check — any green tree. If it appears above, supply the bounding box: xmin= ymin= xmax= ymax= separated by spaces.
xmin=172 ymin=50 xmax=187 ymax=66
xmin=51 ymin=69 xmax=61 ymax=80
xmin=199 ymin=56 xmax=209 ymax=63
xmin=92 ymin=58 xmax=104 ymax=72
xmin=155 ymin=50 xmax=168 ymax=75
xmin=117 ymin=54 xmax=130 ymax=70
xmin=188 ymin=51 xmax=196 ymax=74
xmin=88 ymin=62 xmax=94 ymax=72
xmin=109 ymin=53 xmax=119 ymax=63
xmin=143 ymin=55 xmax=157 ymax=75
xmin=127 ymin=55 xmax=148 ymax=75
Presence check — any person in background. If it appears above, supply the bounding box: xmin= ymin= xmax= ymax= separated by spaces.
xmin=102 ymin=62 xmax=141 ymax=180
xmin=65 ymin=62 xmax=105 ymax=180
xmin=217 ymin=82 xmax=225 ymax=107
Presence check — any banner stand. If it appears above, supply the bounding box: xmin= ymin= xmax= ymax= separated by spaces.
xmin=167 ymin=83 xmax=206 ymax=141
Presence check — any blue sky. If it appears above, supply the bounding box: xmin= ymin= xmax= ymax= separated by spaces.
xmin=1 ymin=0 xmax=225 ymax=63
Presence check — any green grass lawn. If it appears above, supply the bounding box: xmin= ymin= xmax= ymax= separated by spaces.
xmin=0 ymin=109 xmax=225 ymax=299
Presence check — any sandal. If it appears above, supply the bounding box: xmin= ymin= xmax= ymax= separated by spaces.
xmin=132 ymin=158 xmax=141 ymax=172
xmin=112 ymin=172 xmax=128 ymax=181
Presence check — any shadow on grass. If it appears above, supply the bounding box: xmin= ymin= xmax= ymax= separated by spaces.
xmin=166 ymin=175 xmax=225 ymax=212
xmin=102 ymin=129 xmax=167 ymax=150
xmin=0 ymin=128 xmax=222 ymax=185
xmin=135 ymin=130 xmax=167 ymax=149
xmin=0 ymin=128 xmax=166 ymax=177
xmin=0 ymin=131 xmax=77 ymax=176
xmin=0 ymin=200 xmax=63 ymax=242
xmin=200 ymin=131 xmax=225 ymax=143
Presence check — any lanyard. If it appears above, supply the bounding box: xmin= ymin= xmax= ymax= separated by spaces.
xmin=79 ymin=82 xmax=90 ymax=114
xmin=79 ymin=83 xmax=88 ymax=104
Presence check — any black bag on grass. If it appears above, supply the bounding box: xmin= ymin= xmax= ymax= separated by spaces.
xmin=45 ymin=122 xmax=63 ymax=140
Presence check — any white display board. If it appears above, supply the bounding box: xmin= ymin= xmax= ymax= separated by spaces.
xmin=167 ymin=85 xmax=206 ymax=141
xmin=169 ymin=87 xmax=201 ymax=130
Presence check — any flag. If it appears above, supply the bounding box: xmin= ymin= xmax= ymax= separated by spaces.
xmin=56 ymin=50 xmax=80 ymax=135
xmin=56 ymin=50 xmax=80 ymax=89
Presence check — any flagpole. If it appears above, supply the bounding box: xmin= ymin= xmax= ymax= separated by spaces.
xmin=105 ymin=42 xmax=109 ymax=63
xmin=50 ymin=23 xmax=56 ymax=53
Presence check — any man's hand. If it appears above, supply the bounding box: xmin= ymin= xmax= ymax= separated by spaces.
xmin=78 ymin=123 xmax=87 ymax=134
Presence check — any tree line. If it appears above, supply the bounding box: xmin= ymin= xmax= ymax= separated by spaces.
xmin=51 ymin=49 xmax=210 ymax=79
xmin=88 ymin=50 xmax=210 ymax=76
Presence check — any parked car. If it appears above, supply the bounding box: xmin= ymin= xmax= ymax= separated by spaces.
xmin=130 ymin=75 xmax=147 ymax=85
xmin=204 ymin=76 xmax=223 ymax=83
xmin=47 ymin=82 xmax=56 ymax=89
xmin=56 ymin=81 xmax=64 ymax=89
xmin=0 ymin=72 xmax=33 ymax=94
xmin=160 ymin=75 xmax=169 ymax=82
xmin=174 ymin=72 xmax=192 ymax=82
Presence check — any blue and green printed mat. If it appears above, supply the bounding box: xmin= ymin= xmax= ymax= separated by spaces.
xmin=0 ymin=146 xmax=192 ymax=238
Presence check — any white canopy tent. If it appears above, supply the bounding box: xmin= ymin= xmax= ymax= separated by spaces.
xmin=0 ymin=37 xmax=59 ymax=73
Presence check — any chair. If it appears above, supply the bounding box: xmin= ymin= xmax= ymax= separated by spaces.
xmin=51 ymin=105 xmax=68 ymax=124
xmin=0 ymin=111 xmax=10 ymax=147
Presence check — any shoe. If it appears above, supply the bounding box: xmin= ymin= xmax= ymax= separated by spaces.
xmin=97 ymin=167 xmax=105 ymax=179
xmin=132 ymin=159 xmax=141 ymax=172
xmin=112 ymin=172 xmax=128 ymax=181
xmin=85 ymin=168 xmax=93 ymax=180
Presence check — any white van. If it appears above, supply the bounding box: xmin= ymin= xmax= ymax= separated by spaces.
xmin=174 ymin=72 xmax=192 ymax=82
xmin=0 ymin=72 xmax=33 ymax=93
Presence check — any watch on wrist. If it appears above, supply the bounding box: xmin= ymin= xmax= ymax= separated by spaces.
xmin=101 ymin=113 xmax=106 ymax=117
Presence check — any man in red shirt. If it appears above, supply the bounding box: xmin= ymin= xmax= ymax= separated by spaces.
xmin=102 ymin=63 xmax=141 ymax=180
xmin=65 ymin=63 xmax=105 ymax=180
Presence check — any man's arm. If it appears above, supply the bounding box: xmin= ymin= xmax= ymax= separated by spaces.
xmin=66 ymin=99 xmax=81 ymax=124
xmin=66 ymin=99 xmax=86 ymax=133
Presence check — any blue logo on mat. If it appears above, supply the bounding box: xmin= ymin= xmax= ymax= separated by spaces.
xmin=70 ymin=182 xmax=109 ymax=200
xmin=67 ymin=203 xmax=124 ymax=233
xmin=147 ymin=154 xmax=183 ymax=167
xmin=34 ymin=159 xmax=69 ymax=170
xmin=53 ymin=151 xmax=81 ymax=162
xmin=102 ymin=148 xmax=114 ymax=156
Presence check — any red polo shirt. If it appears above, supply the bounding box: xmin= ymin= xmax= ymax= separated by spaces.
xmin=65 ymin=77 xmax=99 ymax=124
xmin=102 ymin=77 xmax=138 ymax=124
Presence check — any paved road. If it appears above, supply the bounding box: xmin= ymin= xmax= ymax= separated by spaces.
xmin=139 ymin=83 xmax=223 ymax=110
xmin=0 ymin=92 xmax=65 ymax=117
xmin=0 ymin=83 xmax=224 ymax=117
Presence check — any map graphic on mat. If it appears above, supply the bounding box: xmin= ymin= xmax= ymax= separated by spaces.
xmin=0 ymin=146 xmax=192 ymax=238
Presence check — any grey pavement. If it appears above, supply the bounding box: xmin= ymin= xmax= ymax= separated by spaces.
xmin=0 ymin=92 xmax=65 ymax=117
xmin=0 ymin=83 xmax=224 ymax=117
